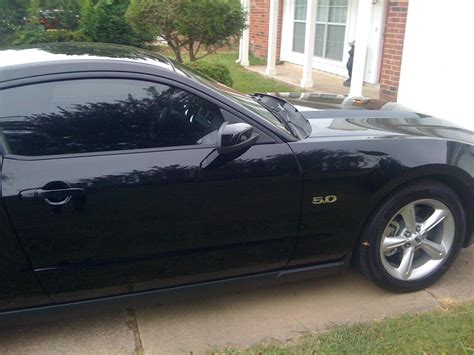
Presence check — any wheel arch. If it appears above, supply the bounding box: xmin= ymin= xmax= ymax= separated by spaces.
xmin=357 ymin=164 xmax=474 ymax=251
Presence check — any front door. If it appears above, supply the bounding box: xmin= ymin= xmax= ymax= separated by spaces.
xmin=0 ymin=77 xmax=301 ymax=302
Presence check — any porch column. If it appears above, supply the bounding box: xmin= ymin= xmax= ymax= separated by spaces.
xmin=300 ymin=0 xmax=317 ymax=88
xmin=241 ymin=0 xmax=250 ymax=67
xmin=349 ymin=0 xmax=374 ymax=97
xmin=236 ymin=36 xmax=243 ymax=63
xmin=237 ymin=0 xmax=250 ymax=66
xmin=265 ymin=0 xmax=279 ymax=75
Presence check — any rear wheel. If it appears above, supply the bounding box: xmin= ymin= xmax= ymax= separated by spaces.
xmin=358 ymin=181 xmax=466 ymax=293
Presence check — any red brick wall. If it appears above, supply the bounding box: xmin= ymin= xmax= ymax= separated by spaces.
xmin=379 ymin=0 xmax=409 ymax=101
xmin=249 ymin=0 xmax=283 ymax=60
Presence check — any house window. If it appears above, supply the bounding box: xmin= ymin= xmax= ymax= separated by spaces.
xmin=292 ymin=0 xmax=307 ymax=53
xmin=292 ymin=0 xmax=348 ymax=61
xmin=314 ymin=0 xmax=348 ymax=60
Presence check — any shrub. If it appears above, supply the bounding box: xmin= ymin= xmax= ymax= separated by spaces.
xmin=11 ymin=0 xmax=88 ymax=46
xmin=51 ymin=0 xmax=81 ymax=30
xmin=0 ymin=0 xmax=29 ymax=46
xmin=188 ymin=61 xmax=233 ymax=87
xmin=44 ymin=29 xmax=90 ymax=42
xmin=80 ymin=0 xmax=153 ymax=48
xmin=13 ymin=29 xmax=90 ymax=45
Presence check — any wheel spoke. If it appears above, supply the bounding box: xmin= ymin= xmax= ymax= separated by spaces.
xmin=380 ymin=199 xmax=455 ymax=282
xmin=382 ymin=236 xmax=407 ymax=252
xmin=399 ymin=203 xmax=417 ymax=233
xmin=397 ymin=246 xmax=415 ymax=280
xmin=420 ymin=239 xmax=446 ymax=260
xmin=420 ymin=208 xmax=449 ymax=235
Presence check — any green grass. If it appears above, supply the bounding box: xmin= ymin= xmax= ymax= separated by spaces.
xmin=208 ymin=302 xmax=474 ymax=354
xmin=150 ymin=47 xmax=299 ymax=94
xmin=194 ymin=52 xmax=299 ymax=93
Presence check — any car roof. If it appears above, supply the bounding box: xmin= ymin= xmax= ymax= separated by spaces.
xmin=0 ymin=42 xmax=177 ymax=83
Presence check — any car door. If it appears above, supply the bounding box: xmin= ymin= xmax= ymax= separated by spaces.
xmin=0 ymin=189 xmax=52 ymax=311
xmin=0 ymin=76 xmax=301 ymax=302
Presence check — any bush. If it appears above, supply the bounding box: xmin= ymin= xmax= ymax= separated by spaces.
xmin=11 ymin=0 xmax=88 ymax=46
xmin=0 ymin=0 xmax=29 ymax=46
xmin=13 ymin=29 xmax=90 ymax=45
xmin=44 ymin=30 xmax=90 ymax=42
xmin=188 ymin=61 xmax=233 ymax=87
xmin=81 ymin=0 xmax=153 ymax=48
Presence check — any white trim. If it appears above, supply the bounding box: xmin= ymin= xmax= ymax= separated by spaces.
xmin=281 ymin=0 xmax=354 ymax=77
xmin=266 ymin=0 xmax=280 ymax=75
xmin=300 ymin=0 xmax=317 ymax=88
xmin=364 ymin=0 xmax=387 ymax=83
xmin=349 ymin=0 xmax=373 ymax=96
xmin=237 ymin=0 xmax=250 ymax=66
xmin=280 ymin=0 xmax=385 ymax=84
xmin=314 ymin=2 xmax=348 ymax=60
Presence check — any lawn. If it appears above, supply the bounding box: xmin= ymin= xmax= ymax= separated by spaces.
xmin=209 ymin=301 xmax=474 ymax=354
xmin=194 ymin=52 xmax=298 ymax=93
xmin=151 ymin=47 xmax=299 ymax=94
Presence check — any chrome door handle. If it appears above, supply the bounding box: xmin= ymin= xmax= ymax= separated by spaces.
xmin=20 ymin=187 xmax=85 ymax=206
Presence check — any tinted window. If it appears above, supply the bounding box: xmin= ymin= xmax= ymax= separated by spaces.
xmin=0 ymin=79 xmax=224 ymax=156
xmin=173 ymin=60 xmax=293 ymax=136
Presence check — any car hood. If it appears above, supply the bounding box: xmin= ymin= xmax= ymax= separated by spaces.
xmin=268 ymin=93 xmax=474 ymax=145
xmin=300 ymin=110 xmax=474 ymax=145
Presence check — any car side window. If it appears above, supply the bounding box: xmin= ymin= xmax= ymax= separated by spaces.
xmin=0 ymin=79 xmax=225 ymax=156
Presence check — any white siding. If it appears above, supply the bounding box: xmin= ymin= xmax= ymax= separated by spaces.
xmin=398 ymin=0 xmax=474 ymax=131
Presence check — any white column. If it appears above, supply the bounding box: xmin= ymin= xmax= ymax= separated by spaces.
xmin=241 ymin=0 xmax=250 ymax=67
xmin=236 ymin=36 xmax=243 ymax=63
xmin=265 ymin=0 xmax=279 ymax=75
xmin=349 ymin=0 xmax=374 ymax=97
xmin=300 ymin=0 xmax=317 ymax=88
xmin=237 ymin=0 xmax=250 ymax=66
xmin=236 ymin=0 xmax=244 ymax=63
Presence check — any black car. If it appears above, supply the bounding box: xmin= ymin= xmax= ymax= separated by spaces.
xmin=0 ymin=43 xmax=473 ymax=313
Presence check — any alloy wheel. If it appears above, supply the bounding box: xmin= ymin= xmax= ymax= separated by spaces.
xmin=380 ymin=199 xmax=455 ymax=281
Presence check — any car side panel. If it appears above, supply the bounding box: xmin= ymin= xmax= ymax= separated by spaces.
xmin=288 ymin=138 xmax=474 ymax=267
xmin=2 ymin=143 xmax=301 ymax=304
xmin=0 ymin=159 xmax=52 ymax=311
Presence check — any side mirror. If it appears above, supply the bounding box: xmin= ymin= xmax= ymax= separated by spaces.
xmin=201 ymin=122 xmax=259 ymax=169
xmin=217 ymin=122 xmax=258 ymax=154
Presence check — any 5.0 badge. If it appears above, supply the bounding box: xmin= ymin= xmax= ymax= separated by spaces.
xmin=312 ymin=195 xmax=338 ymax=205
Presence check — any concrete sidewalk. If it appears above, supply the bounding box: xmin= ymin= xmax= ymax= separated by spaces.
xmin=248 ymin=62 xmax=380 ymax=99
xmin=0 ymin=248 xmax=472 ymax=354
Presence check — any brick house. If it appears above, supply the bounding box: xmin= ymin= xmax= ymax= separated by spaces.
xmin=238 ymin=0 xmax=473 ymax=129
xmin=239 ymin=0 xmax=408 ymax=101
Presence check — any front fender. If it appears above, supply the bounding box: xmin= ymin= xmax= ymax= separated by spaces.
xmin=287 ymin=137 xmax=474 ymax=266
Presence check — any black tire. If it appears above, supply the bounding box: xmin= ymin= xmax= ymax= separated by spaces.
xmin=357 ymin=181 xmax=466 ymax=293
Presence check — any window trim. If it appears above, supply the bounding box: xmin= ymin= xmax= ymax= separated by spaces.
xmin=290 ymin=0 xmax=349 ymax=62
xmin=315 ymin=1 xmax=348 ymax=61
xmin=0 ymin=74 xmax=276 ymax=159
xmin=292 ymin=0 xmax=307 ymax=53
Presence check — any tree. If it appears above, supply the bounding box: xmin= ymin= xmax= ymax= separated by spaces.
xmin=11 ymin=0 xmax=48 ymax=45
xmin=11 ymin=0 xmax=87 ymax=45
xmin=80 ymin=0 xmax=153 ymax=47
xmin=43 ymin=0 xmax=82 ymax=30
xmin=27 ymin=0 xmax=42 ymax=22
xmin=0 ymin=0 xmax=29 ymax=45
xmin=79 ymin=0 xmax=95 ymax=34
xmin=126 ymin=0 xmax=246 ymax=62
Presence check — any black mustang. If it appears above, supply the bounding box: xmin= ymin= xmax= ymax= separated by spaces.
xmin=0 ymin=43 xmax=472 ymax=313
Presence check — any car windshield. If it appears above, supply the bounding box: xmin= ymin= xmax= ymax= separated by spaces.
xmin=172 ymin=60 xmax=305 ymax=137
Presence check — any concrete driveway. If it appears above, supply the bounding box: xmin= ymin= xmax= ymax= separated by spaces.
xmin=0 ymin=248 xmax=472 ymax=354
